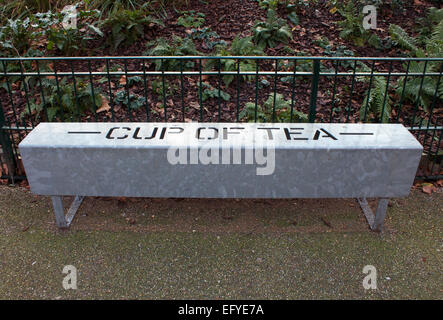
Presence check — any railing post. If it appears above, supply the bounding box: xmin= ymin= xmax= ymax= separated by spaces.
xmin=0 ymin=103 xmax=16 ymax=183
xmin=309 ymin=60 xmax=320 ymax=123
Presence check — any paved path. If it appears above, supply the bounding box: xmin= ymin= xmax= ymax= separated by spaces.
xmin=0 ymin=185 xmax=441 ymax=299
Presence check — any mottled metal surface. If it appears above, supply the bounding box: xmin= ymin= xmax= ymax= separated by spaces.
xmin=19 ymin=123 xmax=423 ymax=198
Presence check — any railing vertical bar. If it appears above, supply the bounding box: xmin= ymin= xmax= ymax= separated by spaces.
xmin=272 ymin=59 xmax=278 ymax=122
xmin=289 ymin=60 xmax=297 ymax=123
xmin=87 ymin=60 xmax=98 ymax=121
xmin=0 ymin=99 xmax=16 ymax=182
xmin=69 ymin=60 xmax=81 ymax=122
xmin=35 ymin=60 xmax=49 ymax=123
xmin=105 ymin=59 xmax=116 ymax=122
xmin=236 ymin=59 xmax=240 ymax=122
xmin=363 ymin=60 xmax=376 ymax=123
xmin=142 ymin=60 xmax=150 ymax=122
xmin=346 ymin=60 xmax=357 ymax=123
xmin=309 ymin=60 xmax=320 ymax=123
xmin=199 ymin=58 xmax=203 ymax=122
xmin=218 ymin=58 xmax=222 ymax=122
xmin=254 ymin=60 xmax=259 ymax=123
xmin=179 ymin=60 xmax=185 ymax=122
xmin=380 ymin=61 xmax=393 ymax=123
xmin=18 ymin=60 xmax=34 ymax=127
xmin=411 ymin=60 xmax=428 ymax=127
xmin=52 ymin=62 xmax=64 ymax=123
xmin=329 ymin=59 xmax=340 ymax=123
xmin=421 ymin=71 xmax=442 ymax=156
xmin=123 ymin=60 xmax=133 ymax=122
xmin=396 ymin=60 xmax=410 ymax=123
xmin=429 ymin=118 xmax=442 ymax=175
xmin=161 ymin=58 xmax=167 ymax=122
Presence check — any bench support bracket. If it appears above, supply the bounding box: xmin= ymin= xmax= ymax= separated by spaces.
xmin=51 ymin=196 xmax=84 ymax=228
xmin=357 ymin=198 xmax=389 ymax=232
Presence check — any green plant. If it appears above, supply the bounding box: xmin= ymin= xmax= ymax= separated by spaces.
xmin=240 ymin=93 xmax=307 ymax=122
xmin=84 ymin=0 xmax=145 ymax=16
xmin=206 ymin=36 xmax=264 ymax=86
xmin=416 ymin=7 xmax=443 ymax=44
xmin=256 ymin=0 xmax=279 ymax=10
xmin=0 ymin=17 xmax=35 ymax=55
xmin=22 ymin=78 xmax=102 ymax=121
xmin=197 ymin=82 xmax=230 ymax=102
xmin=104 ymin=9 xmax=163 ymax=52
xmin=252 ymin=9 xmax=292 ymax=49
xmin=389 ymin=24 xmax=418 ymax=53
xmin=151 ymin=78 xmax=178 ymax=98
xmin=45 ymin=7 xmax=103 ymax=55
xmin=187 ymin=27 xmax=226 ymax=50
xmin=336 ymin=1 xmax=380 ymax=48
xmin=145 ymin=35 xmax=200 ymax=70
xmin=114 ymin=90 xmax=145 ymax=110
xmin=395 ymin=62 xmax=443 ymax=115
xmin=177 ymin=10 xmax=205 ymax=28
xmin=388 ymin=10 xmax=443 ymax=114
xmin=360 ymin=76 xmax=391 ymax=123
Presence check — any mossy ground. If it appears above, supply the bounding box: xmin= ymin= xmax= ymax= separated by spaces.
xmin=0 ymin=185 xmax=441 ymax=299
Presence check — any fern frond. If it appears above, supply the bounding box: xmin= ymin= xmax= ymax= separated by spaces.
xmin=360 ymin=77 xmax=391 ymax=123
xmin=389 ymin=24 xmax=418 ymax=52
xmin=431 ymin=20 xmax=443 ymax=42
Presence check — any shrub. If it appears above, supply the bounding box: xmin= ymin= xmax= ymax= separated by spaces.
xmin=252 ymin=9 xmax=292 ymax=49
xmin=240 ymin=93 xmax=307 ymax=122
xmin=187 ymin=27 xmax=225 ymax=50
xmin=388 ymin=9 xmax=443 ymax=115
xmin=360 ymin=76 xmax=392 ymax=123
xmin=206 ymin=36 xmax=264 ymax=86
xmin=104 ymin=9 xmax=163 ymax=52
xmin=22 ymin=78 xmax=102 ymax=121
xmin=197 ymin=82 xmax=230 ymax=102
xmin=45 ymin=6 xmax=103 ymax=55
xmin=0 ymin=18 xmax=35 ymax=55
xmin=177 ymin=10 xmax=205 ymax=28
xmin=145 ymin=35 xmax=200 ymax=71
xmin=336 ymin=1 xmax=380 ymax=48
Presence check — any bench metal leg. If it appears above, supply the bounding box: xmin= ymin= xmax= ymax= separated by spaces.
xmin=357 ymin=198 xmax=389 ymax=232
xmin=51 ymin=196 xmax=84 ymax=229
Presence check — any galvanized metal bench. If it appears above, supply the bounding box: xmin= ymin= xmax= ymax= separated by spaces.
xmin=19 ymin=122 xmax=422 ymax=232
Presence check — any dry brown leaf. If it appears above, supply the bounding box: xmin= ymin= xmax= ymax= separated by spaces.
xmin=190 ymin=101 xmax=200 ymax=109
xmin=422 ymin=185 xmax=435 ymax=195
xmin=96 ymin=95 xmax=110 ymax=113
xmin=119 ymin=76 xmax=126 ymax=85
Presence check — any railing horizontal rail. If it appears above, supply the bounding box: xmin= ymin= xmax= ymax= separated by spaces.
xmin=2 ymin=71 xmax=442 ymax=77
xmin=0 ymin=56 xmax=442 ymax=61
xmin=3 ymin=125 xmax=443 ymax=131
xmin=0 ymin=55 xmax=441 ymax=182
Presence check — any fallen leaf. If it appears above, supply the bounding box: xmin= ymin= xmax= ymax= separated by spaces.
xmin=422 ymin=184 xmax=435 ymax=195
xmin=190 ymin=101 xmax=200 ymax=109
xmin=96 ymin=95 xmax=110 ymax=113
xmin=329 ymin=7 xmax=338 ymax=14
xmin=119 ymin=76 xmax=126 ymax=85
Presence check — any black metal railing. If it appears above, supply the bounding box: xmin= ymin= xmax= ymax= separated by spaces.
xmin=0 ymin=56 xmax=442 ymax=182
